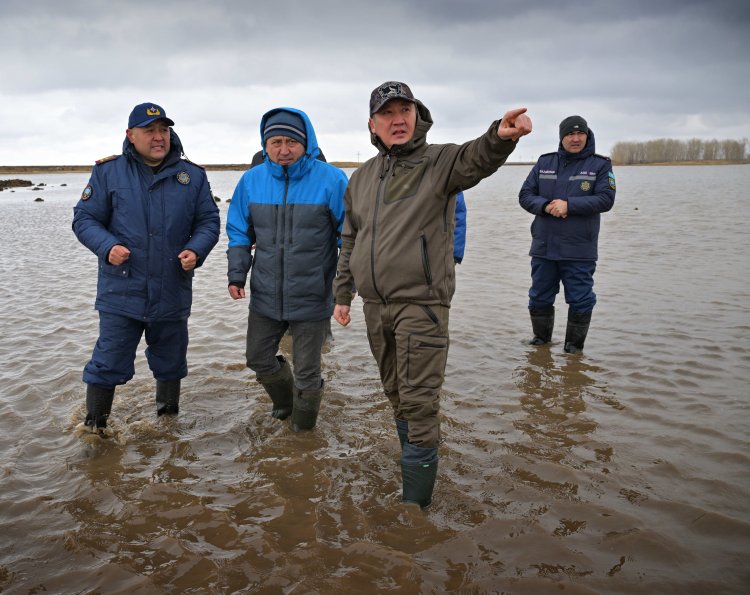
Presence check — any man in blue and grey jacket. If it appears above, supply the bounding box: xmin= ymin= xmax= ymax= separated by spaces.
xmin=73 ymin=102 xmax=220 ymax=431
xmin=519 ymin=115 xmax=616 ymax=353
xmin=226 ymin=108 xmax=347 ymax=431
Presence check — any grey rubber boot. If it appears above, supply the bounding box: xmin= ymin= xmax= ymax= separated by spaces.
xmin=291 ymin=382 xmax=323 ymax=432
xmin=156 ymin=379 xmax=180 ymax=416
xmin=528 ymin=306 xmax=555 ymax=345
xmin=396 ymin=418 xmax=409 ymax=449
xmin=401 ymin=442 xmax=438 ymax=509
xmin=84 ymin=384 xmax=115 ymax=429
xmin=564 ymin=310 xmax=592 ymax=353
xmin=256 ymin=355 xmax=294 ymax=420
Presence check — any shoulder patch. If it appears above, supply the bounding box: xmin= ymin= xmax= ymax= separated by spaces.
xmin=81 ymin=185 xmax=93 ymax=200
xmin=95 ymin=154 xmax=118 ymax=165
xmin=608 ymin=171 xmax=616 ymax=190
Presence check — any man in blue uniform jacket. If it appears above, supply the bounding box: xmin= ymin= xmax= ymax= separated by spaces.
xmin=72 ymin=102 xmax=220 ymax=432
xmin=519 ymin=115 xmax=616 ymax=353
xmin=226 ymin=108 xmax=347 ymax=432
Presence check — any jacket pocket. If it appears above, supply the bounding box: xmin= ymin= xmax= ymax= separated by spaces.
xmin=384 ymin=157 xmax=428 ymax=203
xmin=100 ymin=260 xmax=130 ymax=279
xmin=407 ymin=333 xmax=448 ymax=389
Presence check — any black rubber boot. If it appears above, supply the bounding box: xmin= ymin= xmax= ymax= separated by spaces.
xmin=564 ymin=310 xmax=592 ymax=354
xmin=401 ymin=442 xmax=438 ymax=508
xmin=528 ymin=306 xmax=555 ymax=345
xmin=257 ymin=355 xmax=294 ymax=420
xmin=395 ymin=418 xmax=408 ymax=449
xmin=84 ymin=384 xmax=115 ymax=429
xmin=291 ymin=382 xmax=323 ymax=432
xmin=156 ymin=379 xmax=181 ymax=416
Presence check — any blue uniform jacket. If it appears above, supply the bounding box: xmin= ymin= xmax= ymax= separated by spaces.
xmin=519 ymin=129 xmax=615 ymax=261
xmin=226 ymin=108 xmax=348 ymax=321
xmin=72 ymin=131 xmax=220 ymax=321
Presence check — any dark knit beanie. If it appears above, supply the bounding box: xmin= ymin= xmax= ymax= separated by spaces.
xmin=263 ymin=110 xmax=307 ymax=147
xmin=559 ymin=115 xmax=588 ymax=140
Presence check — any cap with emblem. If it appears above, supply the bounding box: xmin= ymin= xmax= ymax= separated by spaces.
xmin=128 ymin=103 xmax=175 ymax=128
xmin=369 ymin=81 xmax=415 ymax=115
xmin=262 ymin=110 xmax=307 ymax=147
xmin=559 ymin=115 xmax=588 ymax=140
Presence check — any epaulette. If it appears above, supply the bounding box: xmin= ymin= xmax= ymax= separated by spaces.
xmin=595 ymin=153 xmax=611 ymax=161
xmin=95 ymin=154 xmax=118 ymax=166
xmin=539 ymin=151 xmax=557 ymax=158
xmin=182 ymin=156 xmax=205 ymax=170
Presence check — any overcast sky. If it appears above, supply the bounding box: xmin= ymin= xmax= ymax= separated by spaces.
xmin=1 ymin=0 xmax=748 ymax=165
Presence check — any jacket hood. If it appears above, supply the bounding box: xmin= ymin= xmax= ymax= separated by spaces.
xmin=558 ymin=127 xmax=596 ymax=160
xmin=122 ymin=128 xmax=184 ymax=169
xmin=259 ymin=107 xmax=321 ymax=173
xmin=370 ymin=98 xmax=433 ymax=156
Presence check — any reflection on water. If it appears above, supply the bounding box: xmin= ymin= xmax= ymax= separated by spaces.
xmin=1 ymin=166 xmax=749 ymax=593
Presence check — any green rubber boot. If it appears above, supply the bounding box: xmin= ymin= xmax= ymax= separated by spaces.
xmin=256 ymin=355 xmax=294 ymax=420
xmin=401 ymin=442 xmax=438 ymax=508
xmin=291 ymin=382 xmax=323 ymax=432
xmin=84 ymin=384 xmax=115 ymax=430
xmin=156 ymin=379 xmax=180 ymax=416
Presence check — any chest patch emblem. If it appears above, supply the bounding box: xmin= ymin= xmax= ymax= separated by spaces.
xmin=81 ymin=185 xmax=93 ymax=200
xmin=580 ymin=181 xmax=591 ymax=191
xmin=176 ymin=171 xmax=190 ymax=185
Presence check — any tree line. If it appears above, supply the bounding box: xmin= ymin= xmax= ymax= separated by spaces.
xmin=610 ymin=138 xmax=748 ymax=164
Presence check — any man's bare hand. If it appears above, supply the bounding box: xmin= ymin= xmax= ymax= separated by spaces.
xmin=545 ymin=199 xmax=568 ymax=218
xmin=228 ymin=285 xmax=245 ymax=300
xmin=498 ymin=107 xmax=533 ymax=141
xmin=108 ymin=244 xmax=130 ymax=265
xmin=333 ymin=304 xmax=351 ymax=326
xmin=179 ymin=249 xmax=198 ymax=271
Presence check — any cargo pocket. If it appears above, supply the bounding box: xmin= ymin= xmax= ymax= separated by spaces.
xmin=407 ymin=334 xmax=448 ymax=389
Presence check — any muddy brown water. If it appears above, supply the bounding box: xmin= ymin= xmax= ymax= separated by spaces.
xmin=0 ymin=165 xmax=748 ymax=593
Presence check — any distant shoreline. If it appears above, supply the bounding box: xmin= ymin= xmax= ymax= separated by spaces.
xmin=0 ymin=160 xmax=747 ymax=175
xmin=0 ymin=162 xmax=537 ymax=174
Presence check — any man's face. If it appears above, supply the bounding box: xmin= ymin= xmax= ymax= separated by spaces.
xmin=126 ymin=121 xmax=171 ymax=166
xmin=265 ymin=136 xmax=305 ymax=166
xmin=562 ymin=131 xmax=588 ymax=154
xmin=369 ymin=99 xmax=417 ymax=149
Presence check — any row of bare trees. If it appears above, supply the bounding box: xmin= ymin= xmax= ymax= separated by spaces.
xmin=610 ymin=138 xmax=748 ymax=164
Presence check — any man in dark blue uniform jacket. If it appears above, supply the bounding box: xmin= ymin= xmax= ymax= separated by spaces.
xmin=519 ymin=115 xmax=616 ymax=353
xmin=72 ymin=102 xmax=220 ymax=432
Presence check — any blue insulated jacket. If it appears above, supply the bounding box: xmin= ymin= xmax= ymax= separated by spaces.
xmin=454 ymin=191 xmax=467 ymax=263
xmin=519 ymin=128 xmax=615 ymax=261
xmin=225 ymin=108 xmax=348 ymax=321
xmin=72 ymin=131 xmax=220 ymax=321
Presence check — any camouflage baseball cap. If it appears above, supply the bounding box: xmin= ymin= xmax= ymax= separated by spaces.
xmin=369 ymin=81 xmax=415 ymax=115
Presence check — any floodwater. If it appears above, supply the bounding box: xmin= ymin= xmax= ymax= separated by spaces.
xmin=0 ymin=165 xmax=748 ymax=594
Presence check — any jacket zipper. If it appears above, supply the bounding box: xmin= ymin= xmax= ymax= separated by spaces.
xmin=371 ymin=153 xmax=393 ymax=303
xmin=419 ymin=232 xmax=434 ymax=296
xmin=280 ymin=167 xmax=289 ymax=317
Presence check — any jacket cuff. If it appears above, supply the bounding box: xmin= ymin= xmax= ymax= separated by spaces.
xmin=335 ymin=293 xmax=353 ymax=306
